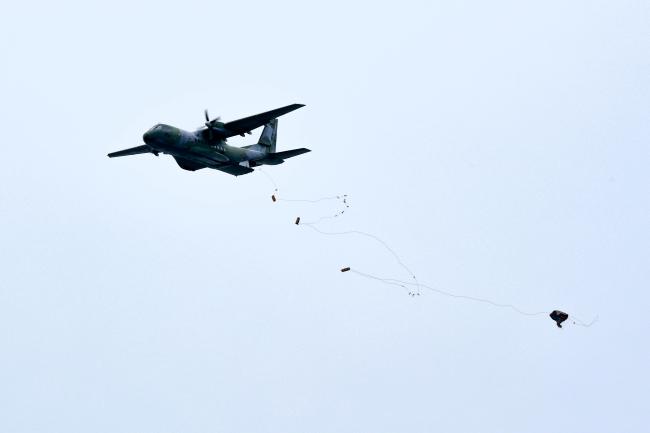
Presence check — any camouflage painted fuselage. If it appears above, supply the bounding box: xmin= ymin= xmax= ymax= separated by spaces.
xmin=144 ymin=124 xmax=267 ymax=169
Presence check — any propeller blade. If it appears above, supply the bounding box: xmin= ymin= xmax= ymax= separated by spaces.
xmin=201 ymin=110 xmax=222 ymax=141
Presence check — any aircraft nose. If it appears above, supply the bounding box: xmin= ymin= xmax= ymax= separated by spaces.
xmin=143 ymin=127 xmax=156 ymax=143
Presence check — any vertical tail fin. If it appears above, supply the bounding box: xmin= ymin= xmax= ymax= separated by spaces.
xmin=257 ymin=119 xmax=278 ymax=153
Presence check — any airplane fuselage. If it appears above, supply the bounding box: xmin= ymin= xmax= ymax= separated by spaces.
xmin=143 ymin=124 xmax=266 ymax=167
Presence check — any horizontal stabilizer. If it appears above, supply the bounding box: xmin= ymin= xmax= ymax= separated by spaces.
xmin=107 ymin=145 xmax=154 ymax=158
xmin=273 ymin=148 xmax=311 ymax=159
xmin=257 ymin=148 xmax=310 ymax=165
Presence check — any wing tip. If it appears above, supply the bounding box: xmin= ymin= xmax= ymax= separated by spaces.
xmin=287 ymin=103 xmax=305 ymax=110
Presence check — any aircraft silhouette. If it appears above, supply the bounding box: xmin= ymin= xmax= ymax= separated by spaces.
xmin=108 ymin=104 xmax=309 ymax=176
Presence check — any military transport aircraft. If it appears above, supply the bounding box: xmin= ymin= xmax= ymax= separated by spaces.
xmin=107 ymin=103 xmax=309 ymax=176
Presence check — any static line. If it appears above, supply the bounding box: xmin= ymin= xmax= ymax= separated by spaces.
xmin=257 ymin=167 xmax=279 ymax=192
xmin=351 ymin=268 xmax=548 ymax=317
xmin=570 ymin=315 xmax=599 ymax=327
xmin=347 ymin=268 xmax=598 ymax=326
xmin=258 ymin=168 xmax=348 ymax=209
xmin=302 ymin=224 xmax=422 ymax=296
xmin=280 ymin=196 xmax=341 ymax=203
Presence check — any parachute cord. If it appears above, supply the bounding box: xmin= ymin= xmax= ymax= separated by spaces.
xmin=258 ymin=167 xmax=279 ymax=194
xmin=302 ymin=224 xmax=421 ymax=296
xmin=280 ymin=196 xmax=341 ymax=203
xmin=259 ymin=169 xmax=596 ymax=326
xmin=350 ymin=269 xmax=598 ymax=326
xmin=258 ymin=168 xmax=349 ymax=214
xmin=349 ymin=269 xmax=548 ymax=317
xmin=345 ymin=269 xmax=411 ymax=294
xmin=570 ymin=315 xmax=599 ymax=327
xmin=302 ymin=214 xmax=341 ymax=225
xmin=298 ymin=195 xmax=349 ymax=224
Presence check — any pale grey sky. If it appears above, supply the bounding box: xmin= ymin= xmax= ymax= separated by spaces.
xmin=1 ymin=1 xmax=648 ymax=432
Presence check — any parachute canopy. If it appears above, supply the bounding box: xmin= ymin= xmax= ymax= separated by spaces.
xmin=550 ymin=310 xmax=569 ymax=328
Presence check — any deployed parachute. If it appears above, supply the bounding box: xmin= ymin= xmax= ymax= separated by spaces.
xmin=549 ymin=310 xmax=569 ymax=328
xmin=259 ymin=168 xmax=596 ymax=328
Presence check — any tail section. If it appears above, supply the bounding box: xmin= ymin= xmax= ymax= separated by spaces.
xmin=257 ymin=147 xmax=311 ymax=165
xmin=257 ymin=119 xmax=278 ymax=153
xmin=250 ymin=118 xmax=311 ymax=165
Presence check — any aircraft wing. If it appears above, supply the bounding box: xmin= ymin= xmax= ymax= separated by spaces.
xmin=107 ymin=145 xmax=154 ymax=158
xmin=223 ymin=104 xmax=304 ymax=137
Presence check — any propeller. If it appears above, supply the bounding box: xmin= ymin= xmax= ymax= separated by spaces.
xmin=203 ymin=109 xmax=221 ymax=141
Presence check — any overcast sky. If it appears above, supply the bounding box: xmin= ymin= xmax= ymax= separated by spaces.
xmin=1 ymin=1 xmax=648 ymax=432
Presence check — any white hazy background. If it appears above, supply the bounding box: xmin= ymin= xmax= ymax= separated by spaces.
xmin=1 ymin=1 xmax=648 ymax=432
